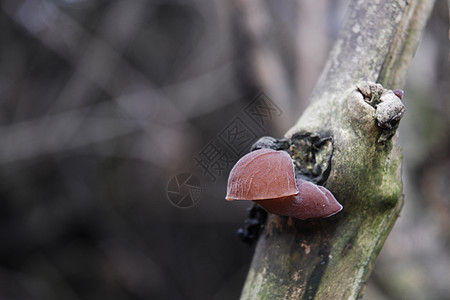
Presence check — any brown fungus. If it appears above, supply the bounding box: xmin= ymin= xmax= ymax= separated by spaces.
xmin=257 ymin=179 xmax=342 ymax=219
xmin=225 ymin=149 xmax=298 ymax=201
xmin=226 ymin=149 xmax=343 ymax=219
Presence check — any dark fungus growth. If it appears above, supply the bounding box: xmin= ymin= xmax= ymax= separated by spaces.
xmin=289 ymin=132 xmax=334 ymax=185
xmin=237 ymin=204 xmax=267 ymax=245
xmin=250 ymin=136 xmax=291 ymax=152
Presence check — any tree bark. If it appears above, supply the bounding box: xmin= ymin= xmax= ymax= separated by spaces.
xmin=240 ymin=0 xmax=435 ymax=299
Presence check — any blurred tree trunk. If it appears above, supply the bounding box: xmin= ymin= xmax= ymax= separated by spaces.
xmin=240 ymin=0 xmax=435 ymax=299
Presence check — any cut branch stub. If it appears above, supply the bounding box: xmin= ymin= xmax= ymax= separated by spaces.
xmin=356 ymin=81 xmax=405 ymax=135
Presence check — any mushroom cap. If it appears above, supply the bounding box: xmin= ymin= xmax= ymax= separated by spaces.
xmin=256 ymin=179 xmax=343 ymax=219
xmin=225 ymin=149 xmax=298 ymax=201
xmin=294 ymin=179 xmax=343 ymax=219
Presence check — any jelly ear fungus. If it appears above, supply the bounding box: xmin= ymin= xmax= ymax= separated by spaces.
xmin=226 ymin=148 xmax=342 ymax=219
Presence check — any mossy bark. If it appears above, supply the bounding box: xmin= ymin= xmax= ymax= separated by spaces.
xmin=240 ymin=0 xmax=435 ymax=299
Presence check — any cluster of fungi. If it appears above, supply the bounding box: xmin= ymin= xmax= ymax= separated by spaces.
xmin=225 ymin=148 xmax=342 ymax=220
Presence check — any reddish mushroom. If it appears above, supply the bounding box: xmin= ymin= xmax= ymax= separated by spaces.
xmin=226 ymin=148 xmax=298 ymax=201
xmin=258 ymin=179 xmax=343 ymax=219
xmin=226 ymin=149 xmax=343 ymax=219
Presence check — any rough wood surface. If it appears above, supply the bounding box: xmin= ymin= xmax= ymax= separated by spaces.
xmin=240 ymin=0 xmax=435 ymax=299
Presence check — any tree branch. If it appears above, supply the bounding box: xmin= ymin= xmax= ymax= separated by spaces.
xmin=240 ymin=0 xmax=435 ymax=299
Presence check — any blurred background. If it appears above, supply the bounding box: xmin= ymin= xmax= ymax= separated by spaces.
xmin=0 ymin=0 xmax=448 ymax=299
